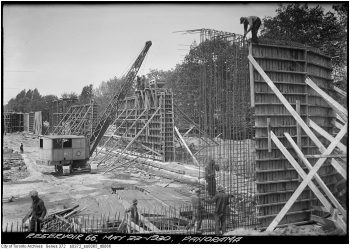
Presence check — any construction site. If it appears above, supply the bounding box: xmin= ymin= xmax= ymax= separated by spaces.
xmin=2 ymin=28 xmax=348 ymax=236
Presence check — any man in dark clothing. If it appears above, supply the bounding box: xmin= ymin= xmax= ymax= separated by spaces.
xmin=240 ymin=16 xmax=261 ymax=43
xmin=205 ymin=158 xmax=220 ymax=197
xmin=208 ymin=187 xmax=230 ymax=235
xmin=23 ymin=190 xmax=47 ymax=232
xmin=125 ymin=199 xmax=139 ymax=225
xmin=20 ymin=143 xmax=24 ymax=153
xmin=187 ymin=188 xmax=205 ymax=232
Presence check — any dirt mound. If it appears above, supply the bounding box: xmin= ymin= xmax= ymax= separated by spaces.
xmin=3 ymin=147 xmax=29 ymax=182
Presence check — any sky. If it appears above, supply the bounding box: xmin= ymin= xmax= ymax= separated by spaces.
xmin=2 ymin=3 xmax=334 ymax=104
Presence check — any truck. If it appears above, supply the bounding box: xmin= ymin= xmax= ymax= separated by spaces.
xmin=38 ymin=135 xmax=90 ymax=175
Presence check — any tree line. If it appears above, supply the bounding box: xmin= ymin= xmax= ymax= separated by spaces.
xmin=4 ymin=3 xmax=347 ymax=114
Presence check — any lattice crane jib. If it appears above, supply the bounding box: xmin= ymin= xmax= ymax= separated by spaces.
xmin=89 ymin=41 xmax=152 ymax=156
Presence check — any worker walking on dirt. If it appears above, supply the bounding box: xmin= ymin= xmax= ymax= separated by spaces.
xmin=125 ymin=199 xmax=139 ymax=225
xmin=186 ymin=188 xmax=205 ymax=233
xmin=20 ymin=143 xmax=24 ymax=154
xmin=208 ymin=186 xmax=230 ymax=235
xmin=205 ymin=157 xmax=220 ymax=197
xmin=240 ymin=16 xmax=261 ymax=43
xmin=22 ymin=190 xmax=47 ymax=232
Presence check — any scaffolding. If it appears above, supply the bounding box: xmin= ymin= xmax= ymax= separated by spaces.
xmin=50 ymin=101 xmax=98 ymax=138
xmin=3 ymin=112 xmax=24 ymax=133
xmin=48 ymin=97 xmax=79 ymax=132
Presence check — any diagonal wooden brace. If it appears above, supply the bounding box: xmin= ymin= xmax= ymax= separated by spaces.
xmin=271 ymin=131 xmax=333 ymax=213
xmin=284 ymin=132 xmax=346 ymax=217
xmin=309 ymin=119 xmax=347 ymax=154
xmin=305 ymin=77 xmax=348 ymax=123
xmin=248 ymin=55 xmax=348 ymax=179
xmin=266 ymin=123 xmax=348 ymax=231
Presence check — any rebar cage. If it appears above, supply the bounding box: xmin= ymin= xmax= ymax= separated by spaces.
xmin=173 ymin=29 xmax=258 ymax=230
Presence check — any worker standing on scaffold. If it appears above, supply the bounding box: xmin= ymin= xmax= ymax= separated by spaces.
xmin=240 ymin=16 xmax=261 ymax=43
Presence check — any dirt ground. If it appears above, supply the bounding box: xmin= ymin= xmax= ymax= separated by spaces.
xmin=1 ymin=132 xmax=193 ymax=226
xmin=1 ymin=132 xmax=344 ymax=235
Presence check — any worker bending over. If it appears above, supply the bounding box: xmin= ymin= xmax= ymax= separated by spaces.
xmin=240 ymin=16 xmax=261 ymax=43
xmin=23 ymin=190 xmax=47 ymax=232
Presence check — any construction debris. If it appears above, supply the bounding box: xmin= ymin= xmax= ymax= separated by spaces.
xmin=3 ymin=147 xmax=29 ymax=182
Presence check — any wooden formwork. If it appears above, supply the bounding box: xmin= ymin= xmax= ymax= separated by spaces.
xmin=3 ymin=112 xmax=24 ymax=133
xmin=251 ymin=41 xmax=340 ymax=228
xmin=48 ymin=98 xmax=78 ymax=129
xmin=112 ymin=87 xmax=175 ymax=162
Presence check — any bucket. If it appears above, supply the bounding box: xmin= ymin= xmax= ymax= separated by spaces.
xmin=90 ymin=163 xmax=98 ymax=174
xmin=62 ymin=165 xmax=71 ymax=176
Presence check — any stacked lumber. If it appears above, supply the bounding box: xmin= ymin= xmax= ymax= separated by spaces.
xmin=41 ymin=205 xmax=86 ymax=232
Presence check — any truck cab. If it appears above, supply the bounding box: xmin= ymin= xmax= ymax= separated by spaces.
xmin=38 ymin=135 xmax=90 ymax=175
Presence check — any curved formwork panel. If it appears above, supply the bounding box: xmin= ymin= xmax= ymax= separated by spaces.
xmin=252 ymin=41 xmax=338 ymax=228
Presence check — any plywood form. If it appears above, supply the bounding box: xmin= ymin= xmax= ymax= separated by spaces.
xmin=252 ymin=42 xmax=338 ymax=228
xmin=113 ymin=88 xmax=175 ymax=162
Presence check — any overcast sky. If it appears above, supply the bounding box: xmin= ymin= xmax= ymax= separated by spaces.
xmin=3 ymin=3 xmax=334 ymax=104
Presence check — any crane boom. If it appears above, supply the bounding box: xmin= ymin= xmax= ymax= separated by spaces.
xmin=89 ymin=41 xmax=152 ymax=155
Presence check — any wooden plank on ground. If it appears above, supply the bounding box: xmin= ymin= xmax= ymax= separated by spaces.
xmin=311 ymin=215 xmax=337 ymax=227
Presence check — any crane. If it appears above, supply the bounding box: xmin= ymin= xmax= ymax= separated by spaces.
xmin=38 ymin=41 xmax=152 ymax=175
xmin=89 ymin=41 xmax=152 ymax=155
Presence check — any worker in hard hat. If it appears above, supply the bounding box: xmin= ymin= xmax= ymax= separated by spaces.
xmin=240 ymin=16 xmax=261 ymax=43
xmin=186 ymin=188 xmax=205 ymax=233
xmin=22 ymin=190 xmax=47 ymax=232
xmin=125 ymin=199 xmax=139 ymax=225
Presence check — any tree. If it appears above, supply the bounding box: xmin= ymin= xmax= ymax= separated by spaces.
xmin=79 ymin=84 xmax=94 ymax=104
xmin=260 ymin=4 xmax=347 ymax=82
xmin=93 ymin=77 xmax=123 ymax=114
xmin=61 ymin=92 xmax=78 ymax=100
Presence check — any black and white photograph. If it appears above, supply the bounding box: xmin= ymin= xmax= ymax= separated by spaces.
xmin=1 ymin=1 xmax=348 ymax=245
